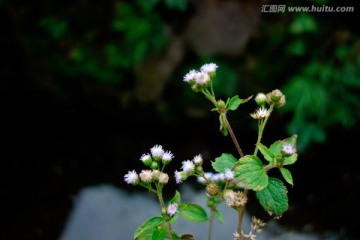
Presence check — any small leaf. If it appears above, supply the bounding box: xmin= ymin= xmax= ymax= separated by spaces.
xmin=170 ymin=190 xmax=181 ymax=204
xmin=283 ymin=153 xmax=298 ymax=165
xmin=179 ymin=203 xmax=208 ymax=222
xmin=227 ymin=95 xmax=252 ymax=111
xmin=211 ymin=153 xmax=237 ymax=173
xmin=134 ymin=217 xmax=164 ymax=239
xmin=269 ymin=140 xmax=282 ymax=156
xmin=279 ymin=168 xmax=294 ymax=186
xmin=257 ymin=143 xmax=274 ymax=162
xmin=215 ymin=210 xmax=224 ymax=224
xmin=169 ymin=212 xmax=179 ymax=224
xmin=255 ymin=178 xmax=288 ymax=216
xmin=234 ymin=155 xmax=268 ymax=191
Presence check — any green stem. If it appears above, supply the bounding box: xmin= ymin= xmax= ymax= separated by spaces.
xmin=221 ymin=112 xmax=244 ymax=158
xmin=208 ymin=209 xmax=215 ymax=240
xmin=156 ymin=184 xmax=173 ymax=240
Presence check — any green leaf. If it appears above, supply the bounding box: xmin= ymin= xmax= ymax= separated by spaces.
xmin=227 ymin=95 xmax=252 ymax=111
xmin=283 ymin=154 xmax=298 ymax=165
xmin=269 ymin=140 xmax=282 ymax=156
xmin=170 ymin=191 xmax=181 ymax=204
xmin=279 ymin=168 xmax=294 ymax=186
xmin=152 ymin=228 xmax=167 ymax=240
xmin=169 ymin=212 xmax=179 ymax=224
xmin=179 ymin=203 xmax=208 ymax=222
xmin=255 ymin=178 xmax=288 ymax=216
xmin=134 ymin=217 xmax=164 ymax=239
xmin=211 ymin=153 xmax=237 ymax=173
xmin=257 ymin=143 xmax=274 ymax=162
xmin=234 ymin=155 xmax=268 ymax=191
xmin=215 ymin=210 xmax=224 ymax=224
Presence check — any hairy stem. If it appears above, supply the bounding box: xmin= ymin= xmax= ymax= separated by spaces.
xmin=221 ymin=112 xmax=244 ymax=158
xmin=208 ymin=209 xmax=215 ymax=240
xmin=156 ymin=184 xmax=173 ymax=240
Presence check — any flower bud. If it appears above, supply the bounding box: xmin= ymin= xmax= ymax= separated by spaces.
xmin=150 ymin=161 xmax=159 ymax=170
xmin=266 ymin=89 xmax=286 ymax=108
xmin=255 ymin=93 xmax=267 ymax=106
xmin=206 ymin=183 xmax=219 ymax=196
xmin=216 ymin=99 xmax=226 ymax=109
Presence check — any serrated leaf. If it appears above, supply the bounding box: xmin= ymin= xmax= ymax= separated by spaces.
xmin=152 ymin=228 xmax=167 ymax=240
xmin=234 ymin=155 xmax=268 ymax=191
xmin=170 ymin=191 xmax=181 ymax=204
xmin=283 ymin=153 xmax=298 ymax=165
xmin=211 ymin=153 xmax=237 ymax=173
xmin=255 ymin=178 xmax=288 ymax=216
xmin=257 ymin=143 xmax=274 ymax=162
xmin=227 ymin=95 xmax=252 ymax=111
xmin=215 ymin=210 xmax=224 ymax=224
xmin=269 ymin=140 xmax=283 ymax=156
xmin=279 ymin=168 xmax=294 ymax=186
xmin=179 ymin=203 xmax=208 ymax=222
xmin=134 ymin=217 xmax=164 ymax=239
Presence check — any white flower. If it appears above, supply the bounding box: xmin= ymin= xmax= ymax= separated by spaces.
xmin=181 ymin=160 xmax=195 ymax=173
xmin=162 ymin=151 xmax=174 ymax=161
xmin=183 ymin=70 xmax=198 ymax=82
xmin=167 ymin=203 xmax=178 ymax=216
xmin=139 ymin=170 xmax=153 ymax=182
xmin=250 ymin=107 xmax=270 ymax=119
xmin=211 ymin=173 xmax=225 ymax=182
xmin=200 ymin=63 xmax=218 ymax=73
xmin=195 ymin=71 xmax=210 ymax=85
xmin=151 ymin=145 xmax=164 ymax=157
xmin=140 ymin=153 xmax=151 ymax=162
xmin=124 ymin=170 xmax=138 ymax=184
xmin=224 ymin=168 xmax=235 ymax=180
xmin=193 ymin=154 xmax=203 ymax=164
xmin=174 ymin=170 xmax=182 ymax=184
xmin=282 ymin=144 xmax=296 ymax=155
xmin=159 ymin=172 xmax=169 ymax=184
xmin=223 ymin=190 xmax=237 ymax=206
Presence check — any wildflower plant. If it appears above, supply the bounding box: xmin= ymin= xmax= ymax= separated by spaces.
xmin=125 ymin=63 xmax=298 ymax=239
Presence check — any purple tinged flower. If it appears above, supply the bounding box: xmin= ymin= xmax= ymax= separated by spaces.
xmin=195 ymin=72 xmax=210 ymax=85
xmin=151 ymin=145 xmax=164 ymax=157
xmin=200 ymin=63 xmax=218 ymax=73
xmin=124 ymin=170 xmax=138 ymax=184
xmin=140 ymin=153 xmax=151 ymax=162
xmin=224 ymin=168 xmax=235 ymax=180
xmin=174 ymin=170 xmax=182 ymax=184
xmin=181 ymin=160 xmax=195 ymax=173
xmin=193 ymin=154 xmax=203 ymax=164
xmin=282 ymin=144 xmax=296 ymax=155
xmin=162 ymin=151 xmax=174 ymax=161
xmin=183 ymin=70 xmax=198 ymax=82
xmin=167 ymin=203 xmax=178 ymax=216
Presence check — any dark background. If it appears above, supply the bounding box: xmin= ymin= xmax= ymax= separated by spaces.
xmin=1 ymin=0 xmax=359 ymax=239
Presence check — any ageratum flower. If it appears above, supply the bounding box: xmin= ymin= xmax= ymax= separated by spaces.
xmin=181 ymin=160 xmax=195 ymax=173
xmin=124 ymin=170 xmax=138 ymax=184
xmin=282 ymin=143 xmax=296 ymax=155
xmin=162 ymin=151 xmax=174 ymax=162
xmin=200 ymin=63 xmax=218 ymax=73
xmin=150 ymin=145 xmax=164 ymax=157
xmin=174 ymin=170 xmax=182 ymax=184
xmin=167 ymin=203 xmax=178 ymax=216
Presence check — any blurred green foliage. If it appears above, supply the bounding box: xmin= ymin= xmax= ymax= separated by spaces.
xmin=3 ymin=0 xmax=359 ymax=151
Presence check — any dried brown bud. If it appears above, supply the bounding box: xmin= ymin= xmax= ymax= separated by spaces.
xmin=206 ymin=183 xmax=219 ymax=196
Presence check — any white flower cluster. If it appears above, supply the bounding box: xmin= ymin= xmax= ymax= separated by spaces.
xmin=197 ymin=168 xmax=235 ymax=184
xmin=281 ymin=143 xmax=296 ymax=155
xmin=124 ymin=145 xmax=174 ymax=185
xmin=174 ymin=154 xmax=205 ymax=184
xmin=183 ymin=63 xmax=218 ymax=89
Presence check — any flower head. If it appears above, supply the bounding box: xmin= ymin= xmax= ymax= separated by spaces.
xmin=124 ymin=170 xmax=138 ymax=184
xmin=282 ymin=143 xmax=296 ymax=155
xmin=167 ymin=203 xmax=178 ymax=216
xmin=200 ymin=63 xmax=218 ymax=73
xmin=193 ymin=154 xmax=203 ymax=164
xmin=159 ymin=172 xmax=169 ymax=184
xmin=139 ymin=170 xmax=153 ymax=182
xmin=250 ymin=107 xmax=270 ymax=119
xmin=181 ymin=160 xmax=195 ymax=173
xmin=162 ymin=151 xmax=174 ymax=162
xmin=174 ymin=170 xmax=182 ymax=184
xmin=151 ymin=145 xmax=164 ymax=157
xmin=195 ymin=71 xmax=210 ymax=85
xmin=183 ymin=69 xmax=198 ymax=83
xmin=224 ymin=168 xmax=235 ymax=180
